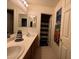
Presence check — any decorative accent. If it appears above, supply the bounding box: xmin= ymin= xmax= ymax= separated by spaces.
xmin=15 ymin=30 xmax=23 ymax=42
xmin=54 ymin=8 xmax=62 ymax=46
xmin=28 ymin=15 xmax=37 ymax=27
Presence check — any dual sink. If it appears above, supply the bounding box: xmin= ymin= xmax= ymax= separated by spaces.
xmin=7 ymin=32 xmax=35 ymax=59
xmin=7 ymin=45 xmax=24 ymax=59
xmin=7 ymin=37 xmax=25 ymax=59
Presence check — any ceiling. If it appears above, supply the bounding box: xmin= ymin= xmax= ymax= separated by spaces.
xmin=26 ymin=0 xmax=59 ymax=7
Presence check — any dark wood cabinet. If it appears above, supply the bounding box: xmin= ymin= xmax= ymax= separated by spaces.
xmin=23 ymin=36 xmax=39 ymax=59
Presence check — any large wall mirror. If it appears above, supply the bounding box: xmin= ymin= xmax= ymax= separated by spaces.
xmin=19 ymin=14 xmax=37 ymax=28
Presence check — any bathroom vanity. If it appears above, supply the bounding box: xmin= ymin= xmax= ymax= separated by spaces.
xmin=23 ymin=35 xmax=38 ymax=59
xmin=7 ymin=32 xmax=39 ymax=59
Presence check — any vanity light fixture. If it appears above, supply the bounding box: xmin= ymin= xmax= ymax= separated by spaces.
xmin=20 ymin=0 xmax=28 ymax=7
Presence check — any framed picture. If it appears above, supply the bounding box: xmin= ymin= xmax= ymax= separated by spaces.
xmin=54 ymin=8 xmax=62 ymax=46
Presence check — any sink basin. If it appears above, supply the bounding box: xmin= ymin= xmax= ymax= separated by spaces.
xmin=7 ymin=46 xmax=24 ymax=59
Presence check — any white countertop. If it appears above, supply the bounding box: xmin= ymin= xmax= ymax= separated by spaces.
xmin=7 ymin=32 xmax=38 ymax=59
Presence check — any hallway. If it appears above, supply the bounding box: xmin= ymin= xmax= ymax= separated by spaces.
xmin=7 ymin=0 xmax=71 ymax=59
xmin=33 ymin=46 xmax=57 ymax=59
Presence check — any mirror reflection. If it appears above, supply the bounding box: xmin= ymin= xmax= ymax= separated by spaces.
xmin=19 ymin=14 xmax=37 ymax=27
xmin=7 ymin=0 xmax=37 ymax=38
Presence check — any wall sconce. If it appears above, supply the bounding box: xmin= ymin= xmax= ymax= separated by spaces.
xmin=28 ymin=15 xmax=37 ymax=27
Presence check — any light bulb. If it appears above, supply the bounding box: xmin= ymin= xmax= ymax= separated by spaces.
xmin=20 ymin=0 xmax=28 ymax=7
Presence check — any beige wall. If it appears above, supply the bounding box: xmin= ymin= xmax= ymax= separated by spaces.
xmin=27 ymin=4 xmax=54 ymax=39
xmin=7 ymin=0 xmax=27 ymax=33
xmin=51 ymin=0 xmax=62 ymax=59
xmin=7 ymin=0 xmax=54 ymax=35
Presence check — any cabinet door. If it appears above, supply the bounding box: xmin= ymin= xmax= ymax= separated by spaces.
xmin=65 ymin=0 xmax=71 ymax=11
xmin=60 ymin=0 xmax=71 ymax=59
xmin=23 ymin=47 xmax=31 ymax=59
xmin=60 ymin=10 xmax=71 ymax=59
xmin=63 ymin=10 xmax=70 ymax=38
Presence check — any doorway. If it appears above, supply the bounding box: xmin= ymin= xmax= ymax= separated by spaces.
xmin=7 ymin=9 xmax=14 ymax=38
xmin=40 ymin=13 xmax=51 ymax=46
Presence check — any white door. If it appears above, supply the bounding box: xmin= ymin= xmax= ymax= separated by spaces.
xmin=59 ymin=0 xmax=71 ymax=59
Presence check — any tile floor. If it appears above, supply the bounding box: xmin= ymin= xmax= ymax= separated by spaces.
xmin=33 ymin=46 xmax=57 ymax=59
